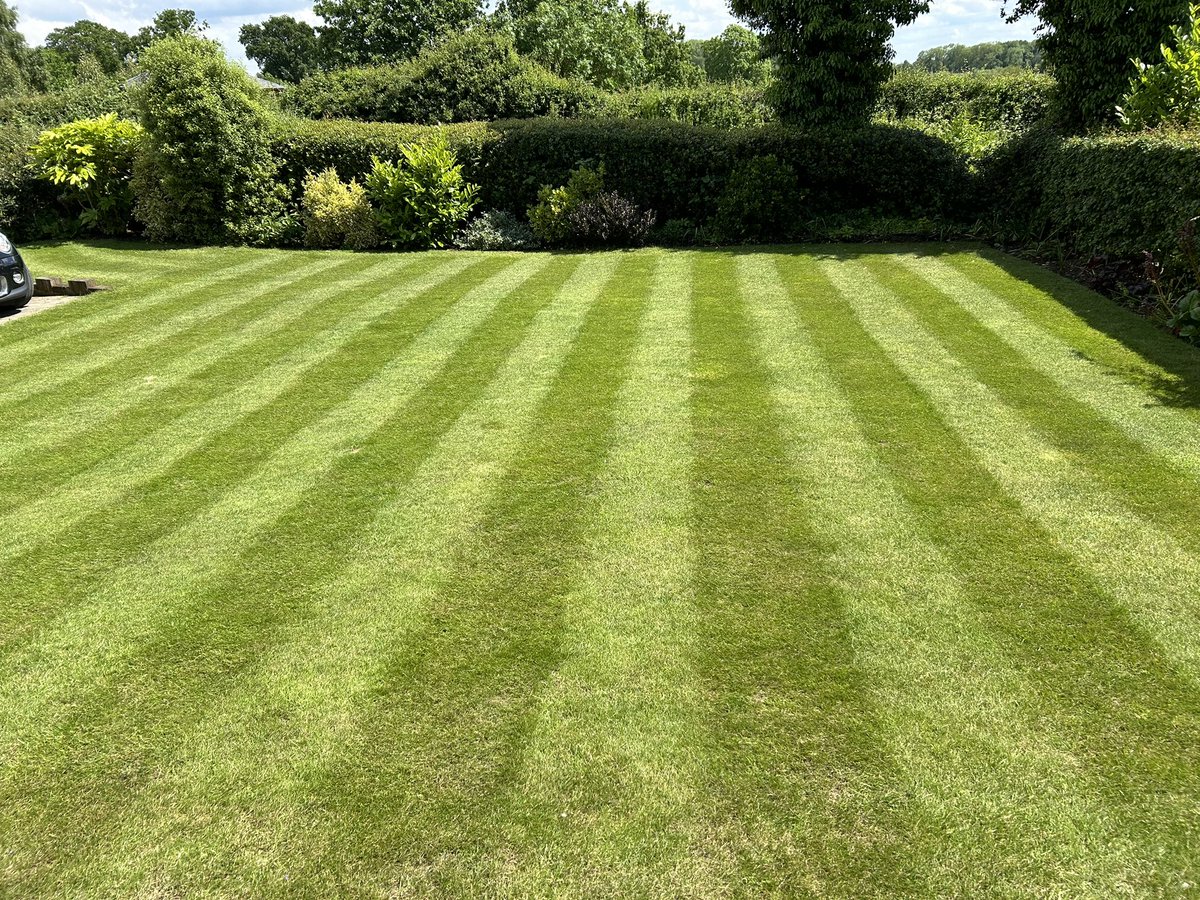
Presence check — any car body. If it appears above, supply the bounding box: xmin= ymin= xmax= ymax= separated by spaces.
xmin=0 ymin=232 xmax=32 ymax=312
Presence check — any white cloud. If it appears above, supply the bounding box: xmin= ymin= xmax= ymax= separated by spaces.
xmin=16 ymin=0 xmax=1040 ymax=70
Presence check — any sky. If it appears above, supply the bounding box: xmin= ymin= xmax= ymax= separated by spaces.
xmin=15 ymin=0 xmax=1038 ymax=72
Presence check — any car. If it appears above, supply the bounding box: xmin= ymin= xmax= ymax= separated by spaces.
xmin=0 ymin=232 xmax=32 ymax=312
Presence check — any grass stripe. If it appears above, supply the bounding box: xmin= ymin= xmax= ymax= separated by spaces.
xmin=0 ymin=256 xmax=587 ymax=894
xmin=59 ymin=254 xmax=624 ymax=895
xmin=0 ymin=255 xmax=484 ymax=570
xmin=0 ymin=253 xmax=321 ymax=407
xmin=861 ymin=253 xmax=1200 ymax=547
xmin=902 ymin=253 xmax=1200 ymax=480
xmin=688 ymin=251 xmax=919 ymax=896
xmin=0 ymin=254 xmax=411 ymax=466
xmin=0 ymin=250 xmax=278 ymax=373
xmin=483 ymin=250 xmax=711 ymax=896
xmin=820 ymin=256 xmax=1200 ymax=685
xmin=752 ymin=253 xmax=1134 ymax=895
xmin=0 ymin=255 xmax=547 ymax=765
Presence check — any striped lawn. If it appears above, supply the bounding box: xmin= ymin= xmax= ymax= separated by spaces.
xmin=4 ymin=242 xmax=1200 ymax=898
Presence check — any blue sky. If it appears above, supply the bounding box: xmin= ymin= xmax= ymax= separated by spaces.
xmin=16 ymin=0 xmax=1037 ymax=71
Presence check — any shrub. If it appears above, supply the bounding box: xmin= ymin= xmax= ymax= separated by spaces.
xmin=301 ymin=167 xmax=378 ymax=250
xmin=876 ymin=69 xmax=1056 ymax=132
xmin=284 ymin=30 xmax=597 ymax=124
xmin=365 ymin=135 xmax=480 ymax=249
xmin=563 ymin=190 xmax=655 ymax=246
xmin=711 ymin=154 xmax=801 ymax=242
xmin=131 ymin=36 xmax=289 ymax=245
xmin=1119 ymin=4 xmax=1200 ymax=129
xmin=29 ymin=113 xmax=143 ymax=236
xmin=590 ymin=83 xmax=772 ymax=127
xmin=455 ymin=209 xmax=536 ymax=250
xmin=0 ymin=125 xmax=56 ymax=238
xmin=528 ymin=164 xmax=605 ymax=245
xmin=0 ymin=65 xmax=130 ymax=130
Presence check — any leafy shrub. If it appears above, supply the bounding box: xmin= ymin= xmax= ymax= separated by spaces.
xmin=365 ymin=135 xmax=480 ymax=249
xmin=564 ymin=190 xmax=655 ymax=246
xmin=132 ymin=36 xmax=289 ymax=246
xmin=1167 ymin=287 xmax=1200 ymax=341
xmin=284 ymin=30 xmax=597 ymax=124
xmin=29 ymin=114 xmax=143 ymax=236
xmin=301 ymin=167 xmax=378 ymax=250
xmin=528 ymin=164 xmax=605 ymax=245
xmin=652 ymin=217 xmax=703 ymax=245
xmin=589 ymin=83 xmax=772 ymax=127
xmin=876 ymin=69 xmax=1055 ymax=132
xmin=0 ymin=125 xmax=56 ymax=238
xmin=1119 ymin=4 xmax=1200 ymax=129
xmin=456 ymin=209 xmax=536 ymax=250
xmin=0 ymin=64 xmax=130 ymax=130
xmin=711 ymin=154 xmax=801 ymax=242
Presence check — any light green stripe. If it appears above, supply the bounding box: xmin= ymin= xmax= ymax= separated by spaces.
xmin=0 ymin=253 xmax=278 ymax=372
xmin=0 ymin=255 xmax=416 ymax=466
xmin=78 ymin=254 xmax=620 ymax=888
xmin=0 ymin=255 xmax=547 ymax=765
xmin=821 ymin=256 xmax=1200 ymax=686
xmin=495 ymin=250 xmax=710 ymax=895
xmin=750 ymin=255 xmax=1134 ymax=894
xmin=0 ymin=254 xmax=480 ymax=566
xmin=901 ymin=255 xmax=1200 ymax=481
xmin=0 ymin=255 xmax=325 ymax=407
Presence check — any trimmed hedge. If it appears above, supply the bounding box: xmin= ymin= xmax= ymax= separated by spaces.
xmin=271 ymin=116 xmax=970 ymax=227
xmin=590 ymin=84 xmax=771 ymax=128
xmin=979 ymin=127 xmax=1200 ymax=257
xmin=877 ymin=69 xmax=1055 ymax=131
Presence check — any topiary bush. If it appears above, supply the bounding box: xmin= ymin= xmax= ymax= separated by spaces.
xmin=365 ymin=135 xmax=480 ymax=249
xmin=301 ymin=167 xmax=378 ymax=250
xmin=131 ymin=35 xmax=289 ymax=246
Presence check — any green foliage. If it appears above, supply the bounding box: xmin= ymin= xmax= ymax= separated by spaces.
xmin=0 ymin=125 xmax=50 ymax=237
xmin=906 ymin=40 xmax=1044 ymax=72
xmin=45 ymin=20 xmax=133 ymax=75
xmin=702 ymin=25 xmax=771 ymax=84
xmin=364 ymin=136 xmax=480 ymax=248
xmin=877 ymin=69 xmax=1055 ymax=131
xmin=284 ymin=30 xmax=596 ymax=123
xmin=30 ymin=113 xmax=143 ymax=236
xmin=1006 ymin=0 xmax=1188 ymax=128
xmin=1167 ymin=287 xmax=1200 ymax=340
xmin=133 ymin=8 xmax=208 ymax=52
xmin=301 ymin=167 xmax=378 ymax=249
xmin=591 ymin=83 xmax=772 ymax=126
xmin=511 ymin=0 xmax=696 ymax=90
xmin=565 ymin=189 xmax=655 ymax=245
xmin=131 ymin=35 xmax=288 ymax=245
xmin=712 ymin=153 xmax=801 ymax=241
xmin=528 ymin=163 xmax=605 ymax=243
xmin=455 ymin=208 xmax=537 ymax=248
xmin=1120 ymin=4 xmax=1200 ymax=129
xmin=315 ymin=0 xmax=481 ymax=65
xmin=731 ymin=0 xmax=929 ymax=125
xmin=240 ymin=16 xmax=323 ymax=84
xmin=0 ymin=68 xmax=129 ymax=130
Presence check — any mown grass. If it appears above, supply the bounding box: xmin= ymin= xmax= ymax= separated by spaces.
xmin=4 ymin=241 xmax=1200 ymax=897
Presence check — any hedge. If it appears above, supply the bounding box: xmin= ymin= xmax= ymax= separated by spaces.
xmin=978 ymin=127 xmax=1200 ymax=257
xmin=877 ymin=69 xmax=1056 ymax=132
xmin=589 ymin=84 xmax=771 ymax=128
xmin=271 ymin=116 xmax=970 ymax=226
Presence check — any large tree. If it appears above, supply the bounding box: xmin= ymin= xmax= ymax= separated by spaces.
xmin=911 ymin=40 xmax=1043 ymax=71
xmin=1006 ymin=0 xmax=1188 ymax=127
xmin=134 ymin=8 xmax=208 ymax=52
xmin=0 ymin=0 xmax=25 ymax=93
xmin=45 ymin=20 xmax=134 ymax=74
xmin=703 ymin=24 xmax=771 ymax=83
xmin=731 ymin=0 xmax=928 ymax=124
xmin=315 ymin=0 xmax=481 ymax=64
xmin=239 ymin=15 xmax=322 ymax=82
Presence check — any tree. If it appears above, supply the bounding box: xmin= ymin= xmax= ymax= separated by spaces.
xmin=512 ymin=0 xmax=695 ymax=89
xmin=910 ymin=40 xmax=1043 ymax=71
xmin=134 ymin=8 xmax=208 ymax=51
xmin=731 ymin=0 xmax=928 ymax=125
xmin=315 ymin=0 xmax=481 ymax=65
xmin=703 ymin=24 xmax=771 ymax=83
xmin=0 ymin=0 xmax=25 ymax=94
xmin=1006 ymin=0 xmax=1188 ymax=127
xmin=239 ymin=16 xmax=322 ymax=82
xmin=45 ymin=20 xmax=133 ymax=74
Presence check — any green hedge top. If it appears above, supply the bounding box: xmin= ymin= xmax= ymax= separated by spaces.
xmin=877 ymin=69 xmax=1056 ymax=131
xmin=272 ymin=115 xmax=971 ymax=225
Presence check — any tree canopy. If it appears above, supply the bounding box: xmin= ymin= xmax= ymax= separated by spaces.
xmin=314 ymin=0 xmax=482 ymax=65
xmin=239 ymin=16 xmax=322 ymax=83
xmin=45 ymin=21 xmax=133 ymax=74
xmin=908 ymin=40 xmax=1043 ymax=72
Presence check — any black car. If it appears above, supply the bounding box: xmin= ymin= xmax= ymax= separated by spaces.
xmin=0 ymin=232 xmax=32 ymax=312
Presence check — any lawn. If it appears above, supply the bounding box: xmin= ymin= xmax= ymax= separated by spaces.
xmin=3 ymin=241 xmax=1200 ymax=897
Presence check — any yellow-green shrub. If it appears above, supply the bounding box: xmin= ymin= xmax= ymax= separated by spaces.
xmin=301 ymin=167 xmax=378 ymax=250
